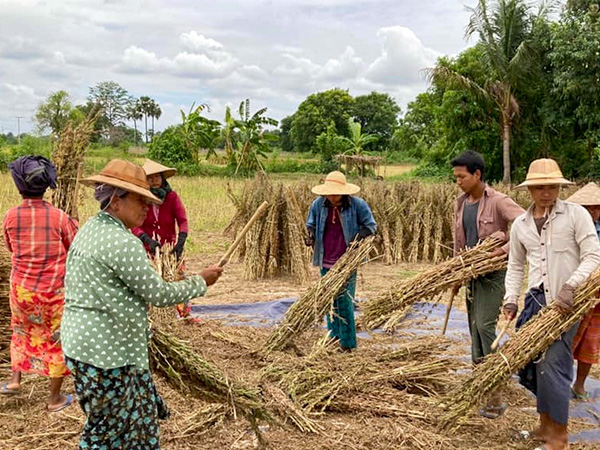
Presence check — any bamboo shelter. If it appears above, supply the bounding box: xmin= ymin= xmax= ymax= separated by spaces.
xmin=51 ymin=109 xmax=100 ymax=220
xmin=335 ymin=154 xmax=382 ymax=177
xmin=440 ymin=267 xmax=600 ymax=429
xmin=360 ymin=237 xmax=508 ymax=331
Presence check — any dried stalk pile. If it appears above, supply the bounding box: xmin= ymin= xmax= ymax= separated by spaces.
xmin=263 ymin=236 xmax=377 ymax=353
xmin=51 ymin=108 xmax=100 ymax=219
xmin=439 ymin=267 xmax=600 ymax=429
xmin=360 ymin=237 xmax=507 ymax=331
xmin=0 ymin=245 xmax=11 ymax=363
xmin=226 ymin=173 xmax=311 ymax=283
xmin=361 ymin=181 xmax=457 ymax=264
xmin=263 ymin=334 xmax=460 ymax=414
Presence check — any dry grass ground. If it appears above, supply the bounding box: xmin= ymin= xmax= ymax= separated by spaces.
xmin=0 ymin=172 xmax=598 ymax=449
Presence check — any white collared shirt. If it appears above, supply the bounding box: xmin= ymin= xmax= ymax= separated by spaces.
xmin=504 ymin=199 xmax=600 ymax=305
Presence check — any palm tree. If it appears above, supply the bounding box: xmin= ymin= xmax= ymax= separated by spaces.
xmin=429 ymin=0 xmax=545 ymax=184
xmin=139 ymin=96 xmax=152 ymax=143
xmin=149 ymin=99 xmax=162 ymax=140
xmin=126 ymin=98 xmax=143 ymax=145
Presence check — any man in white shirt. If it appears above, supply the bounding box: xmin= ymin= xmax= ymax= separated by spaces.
xmin=503 ymin=159 xmax=600 ymax=450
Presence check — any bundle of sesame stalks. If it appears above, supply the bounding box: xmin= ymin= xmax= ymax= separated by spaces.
xmin=148 ymin=243 xmax=269 ymax=421
xmin=150 ymin=242 xmax=185 ymax=323
xmin=439 ymin=267 xmax=600 ymax=429
xmin=51 ymin=108 xmax=101 ymax=219
xmin=263 ymin=236 xmax=377 ymax=353
xmin=149 ymin=327 xmax=272 ymax=424
xmin=148 ymin=243 xmax=317 ymax=436
xmin=225 ymin=173 xmax=312 ymax=284
xmin=360 ymin=236 xmax=507 ymax=331
xmin=0 ymin=245 xmax=11 ymax=363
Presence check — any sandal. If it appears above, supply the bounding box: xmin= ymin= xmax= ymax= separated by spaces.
xmin=571 ymin=387 xmax=590 ymax=401
xmin=48 ymin=394 xmax=74 ymax=413
xmin=478 ymin=402 xmax=507 ymax=419
xmin=0 ymin=383 xmax=20 ymax=395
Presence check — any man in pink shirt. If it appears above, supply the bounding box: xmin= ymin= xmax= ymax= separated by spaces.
xmin=451 ymin=150 xmax=524 ymax=418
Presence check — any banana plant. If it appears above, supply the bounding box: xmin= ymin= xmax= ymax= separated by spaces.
xmin=180 ymin=103 xmax=221 ymax=163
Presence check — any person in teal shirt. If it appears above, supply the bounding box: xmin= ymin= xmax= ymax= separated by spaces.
xmin=61 ymin=159 xmax=223 ymax=450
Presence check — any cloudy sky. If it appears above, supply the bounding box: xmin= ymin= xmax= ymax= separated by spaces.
xmin=0 ymin=0 xmax=476 ymax=134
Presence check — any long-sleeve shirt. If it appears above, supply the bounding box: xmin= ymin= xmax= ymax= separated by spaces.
xmin=306 ymin=196 xmax=377 ymax=268
xmin=504 ymin=199 xmax=600 ymax=307
xmin=454 ymin=185 xmax=525 ymax=255
xmin=3 ymin=199 xmax=78 ymax=293
xmin=133 ymin=190 xmax=188 ymax=247
xmin=61 ymin=211 xmax=206 ymax=370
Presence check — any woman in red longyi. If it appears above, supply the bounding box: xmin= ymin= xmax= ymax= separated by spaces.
xmin=1 ymin=156 xmax=77 ymax=412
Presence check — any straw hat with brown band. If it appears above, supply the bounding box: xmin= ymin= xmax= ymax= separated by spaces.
xmin=516 ymin=158 xmax=574 ymax=190
xmin=81 ymin=159 xmax=161 ymax=204
xmin=311 ymin=171 xmax=360 ymax=196
xmin=142 ymin=159 xmax=177 ymax=179
xmin=566 ymin=182 xmax=600 ymax=206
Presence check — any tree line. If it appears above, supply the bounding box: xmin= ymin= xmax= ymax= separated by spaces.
xmin=34 ymin=81 xmax=161 ymax=146
xmin=396 ymin=0 xmax=600 ymax=182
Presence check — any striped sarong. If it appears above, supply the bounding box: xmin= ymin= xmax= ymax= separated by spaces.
xmin=573 ymin=303 xmax=600 ymax=365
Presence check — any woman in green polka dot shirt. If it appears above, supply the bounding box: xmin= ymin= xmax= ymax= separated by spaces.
xmin=61 ymin=159 xmax=223 ymax=450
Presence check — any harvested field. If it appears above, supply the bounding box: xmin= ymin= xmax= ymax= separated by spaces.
xmin=0 ymin=173 xmax=598 ymax=449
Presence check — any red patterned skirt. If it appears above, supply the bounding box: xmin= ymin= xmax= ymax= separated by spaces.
xmin=9 ymin=282 xmax=70 ymax=377
xmin=573 ymin=303 xmax=600 ymax=365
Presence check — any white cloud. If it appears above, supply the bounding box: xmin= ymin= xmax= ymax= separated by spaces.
xmin=120 ymin=46 xmax=172 ymax=73
xmin=180 ymin=31 xmax=224 ymax=52
xmin=366 ymin=26 xmax=441 ymax=85
xmin=0 ymin=36 xmax=46 ymax=60
xmin=172 ymin=51 xmax=236 ymax=77
xmin=0 ymin=0 xmax=472 ymax=133
xmin=0 ymin=83 xmax=43 ymax=122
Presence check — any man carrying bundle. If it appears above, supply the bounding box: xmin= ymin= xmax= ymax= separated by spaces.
xmin=451 ymin=150 xmax=524 ymax=418
xmin=503 ymin=159 xmax=600 ymax=450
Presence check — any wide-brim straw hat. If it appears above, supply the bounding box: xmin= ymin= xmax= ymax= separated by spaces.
xmin=311 ymin=171 xmax=360 ymax=196
xmin=516 ymin=158 xmax=574 ymax=189
xmin=566 ymin=182 xmax=600 ymax=206
xmin=143 ymin=159 xmax=177 ymax=179
xmin=82 ymin=159 xmax=162 ymax=204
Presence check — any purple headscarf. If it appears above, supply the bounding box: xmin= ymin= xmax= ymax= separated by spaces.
xmin=94 ymin=184 xmax=128 ymax=210
xmin=9 ymin=155 xmax=58 ymax=196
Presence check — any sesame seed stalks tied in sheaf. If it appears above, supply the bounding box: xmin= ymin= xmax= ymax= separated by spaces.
xmin=360 ymin=236 xmax=507 ymax=331
xmin=439 ymin=268 xmax=600 ymax=429
xmin=51 ymin=108 xmax=101 ymax=219
xmin=263 ymin=236 xmax=377 ymax=353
